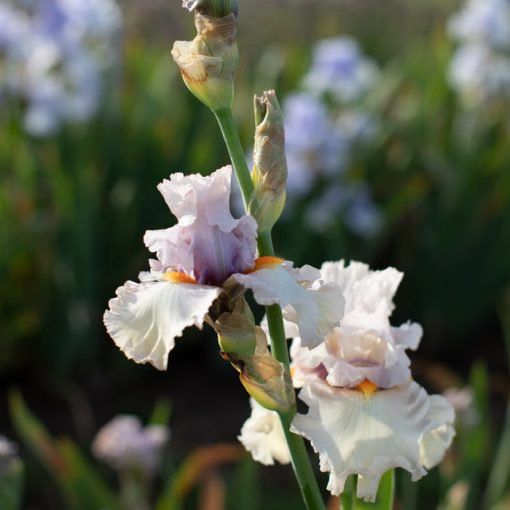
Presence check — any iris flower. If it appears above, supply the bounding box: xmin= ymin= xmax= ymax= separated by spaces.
xmin=239 ymin=260 xmax=454 ymax=502
xmin=104 ymin=166 xmax=343 ymax=370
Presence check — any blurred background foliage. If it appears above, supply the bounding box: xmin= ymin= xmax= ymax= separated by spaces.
xmin=1 ymin=0 xmax=510 ymax=508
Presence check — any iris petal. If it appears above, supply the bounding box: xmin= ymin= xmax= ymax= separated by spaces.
xmin=229 ymin=262 xmax=344 ymax=347
xmin=104 ymin=279 xmax=221 ymax=370
xmin=291 ymin=380 xmax=453 ymax=502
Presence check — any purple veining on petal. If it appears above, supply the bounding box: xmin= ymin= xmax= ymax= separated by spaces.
xmin=144 ymin=167 xmax=258 ymax=287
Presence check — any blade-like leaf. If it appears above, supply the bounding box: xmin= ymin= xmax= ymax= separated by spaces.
xmin=9 ymin=390 xmax=119 ymax=510
xmin=0 ymin=458 xmax=24 ymax=510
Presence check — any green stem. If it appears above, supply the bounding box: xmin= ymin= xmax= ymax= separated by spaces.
xmin=214 ymin=108 xmax=254 ymax=211
xmin=214 ymin=106 xmax=326 ymax=510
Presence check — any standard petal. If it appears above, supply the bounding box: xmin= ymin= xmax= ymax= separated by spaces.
xmin=291 ymin=380 xmax=433 ymax=502
xmin=322 ymin=329 xmax=412 ymax=388
xmin=104 ymin=280 xmax=221 ymax=370
xmin=391 ymin=321 xmax=423 ymax=350
xmin=321 ymin=260 xmax=402 ymax=317
xmin=230 ymin=263 xmax=344 ymax=348
xmin=238 ymin=399 xmax=290 ymax=466
xmin=420 ymin=395 xmax=455 ymax=469
xmin=157 ymin=166 xmax=238 ymax=231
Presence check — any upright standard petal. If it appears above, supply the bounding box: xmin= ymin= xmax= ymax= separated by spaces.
xmin=145 ymin=167 xmax=258 ymax=286
xmin=291 ymin=380 xmax=436 ymax=502
xmin=104 ymin=279 xmax=221 ymax=370
xmin=238 ymin=399 xmax=290 ymax=466
xmin=230 ymin=262 xmax=344 ymax=347
xmin=157 ymin=166 xmax=236 ymax=230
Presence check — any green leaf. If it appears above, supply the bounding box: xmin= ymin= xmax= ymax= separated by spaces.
xmin=0 ymin=458 xmax=24 ymax=510
xmin=347 ymin=470 xmax=395 ymax=510
xmin=340 ymin=475 xmax=355 ymax=510
xmin=156 ymin=443 xmax=244 ymax=510
xmin=148 ymin=397 xmax=173 ymax=427
xmin=9 ymin=390 xmax=119 ymax=510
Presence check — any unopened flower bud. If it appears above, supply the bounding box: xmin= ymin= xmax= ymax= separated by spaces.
xmin=183 ymin=0 xmax=239 ymax=17
xmin=249 ymin=90 xmax=288 ymax=233
xmin=215 ymin=298 xmax=257 ymax=356
xmin=172 ymin=6 xmax=239 ymax=112
xmin=224 ymin=328 xmax=295 ymax=413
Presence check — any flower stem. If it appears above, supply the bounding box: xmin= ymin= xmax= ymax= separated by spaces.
xmin=214 ymin=108 xmax=254 ymax=211
xmin=214 ymin=106 xmax=326 ymax=510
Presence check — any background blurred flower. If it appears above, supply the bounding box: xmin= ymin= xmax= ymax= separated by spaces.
xmin=283 ymin=93 xmax=347 ymax=199
xmin=448 ymin=0 xmax=510 ymax=50
xmin=0 ymin=435 xmax=18 ymax=473
xmin=447 ymin=0 xmax=510 ymax=106
xmin=303 ymin=37 xmax=379 ymax=103
xmin=92 ymin=415 xmax=170 ymax=474
xmin=0 ymin=0 xmax=121 ymax=136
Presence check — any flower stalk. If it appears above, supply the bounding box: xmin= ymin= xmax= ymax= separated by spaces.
xmin=213 ymin=105 xmax=326 ymax=510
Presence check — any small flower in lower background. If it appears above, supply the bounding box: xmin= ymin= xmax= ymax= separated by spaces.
xmin=0 ymin=435 xmax=19 ymax=473
xmin=92 ymin=415 xmax=170 ymax=474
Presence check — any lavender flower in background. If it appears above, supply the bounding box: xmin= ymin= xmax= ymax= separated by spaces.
xmin=303 ymin=37 xmax=379 ymax=103
xmin=448 ymin=0 xmax=510 ymax=50
xmin=305 ymin=184 xmax=381 ymax=237
xmin=0 ymin=0 xmax=122 ymax=136
xmin=92 ymin=415 xmax=170 ymax=474
xmin=271 ymin=37 xmax=382 ymax=237
xmin=283 ymin=93 xmax=348 ymax=199
xmin=447 ymin=0 xmax=510 ymax=106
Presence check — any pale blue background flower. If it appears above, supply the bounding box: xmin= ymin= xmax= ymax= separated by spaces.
xmin=303 ymin=37 xmax=379 ymax=103
xmin=283 ymin=93 xmax=348 ymax=198
xmin=448 ymin=0 xmax=510 ymax=50
xmin=0 ymin=0 xmax=121 ymax=136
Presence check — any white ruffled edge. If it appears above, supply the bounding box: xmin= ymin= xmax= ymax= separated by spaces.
xmin=291 ymin=380 xmax=454 ymax=501
xmin=229 ymin=262 xmax=344 ymax=348
xmin=104 ymin=277 xmax=221 ymax=370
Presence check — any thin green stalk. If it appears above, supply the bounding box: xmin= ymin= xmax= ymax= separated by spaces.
xmin=214 ymin=108 xmax=254 ymax=211
xmin=214 ymin=106 xmax=326 ymax=510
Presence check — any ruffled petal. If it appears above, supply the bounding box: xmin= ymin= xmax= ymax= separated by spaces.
xmin=321 ymin=260 xmax=402 ymax=317
xmin=391 ymin=321 xmax=423 ymax=350
xmin=157 ymin=166 xmax=237 ymax=231
xmin=291 ymin=380 xmax=434 ymax=502
xmin=230 ymin=263 xmax=344 ymax=348
xmin=104 ymin=280 xmax=221 ymax=370
xmin=322 ymin=329 xmax=412 ymax=388
xmin=420 ymin=395 xmax=455 ymax=469
xmin=146 ymin=167 xmax=258 ymax=286
xmin=290 ymin=338 xmax=329 ymax=388
xmin=144 ymin=226 xmax=193 ymax=273
xmin=238 ymin=399 xmax=290 ymax=466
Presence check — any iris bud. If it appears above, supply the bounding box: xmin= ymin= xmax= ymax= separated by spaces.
xmin=172 ymin=2 xmax=239 ymax=111
xmin=249 ymin=90 xmax=288 ymax=233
